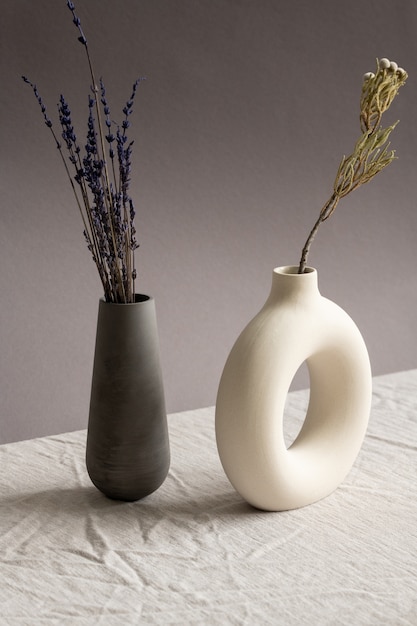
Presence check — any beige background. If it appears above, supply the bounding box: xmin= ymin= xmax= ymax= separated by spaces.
xmin=1 ymin=0 xmax=416 ymax=443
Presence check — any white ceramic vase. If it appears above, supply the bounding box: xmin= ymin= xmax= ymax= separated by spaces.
xmin=215 ymin=266 xmax=372 ymax=511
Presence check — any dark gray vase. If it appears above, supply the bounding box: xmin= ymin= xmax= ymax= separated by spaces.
xmin=86 ymin=294 xmax=170 ymax=501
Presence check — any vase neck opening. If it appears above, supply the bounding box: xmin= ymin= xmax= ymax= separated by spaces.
xmin=268 ymin=265 xmax=320 ymax=301
xmin=134 ymin=294 xmax=151 ymax=303
xmin=275 ymin=265 xmax=315 ymax=277
xmin=100 ymin=294 xmax=152 ymax=306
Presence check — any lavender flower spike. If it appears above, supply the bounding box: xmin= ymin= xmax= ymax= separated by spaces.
xmin=22 ymin=76 xmax=53 ymax=129
xmin=23 ymin=2 xmax=144 ymax=303
xmin=66 ymin=0 xmax=87 ymax=46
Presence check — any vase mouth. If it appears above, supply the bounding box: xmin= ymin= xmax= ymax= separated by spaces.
xmin=100 ymin=294 xmax=152 ymax=305
xmin=274 ymin=265 xmax=316 ymax=276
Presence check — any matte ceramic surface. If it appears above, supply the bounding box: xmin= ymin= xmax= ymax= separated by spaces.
xmin=86 ymin=295 xmax=170 ymax=501
xmin=215 ymin=266 xmax=372 ymax=511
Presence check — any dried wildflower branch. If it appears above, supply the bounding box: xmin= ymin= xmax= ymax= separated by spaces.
xmin=23 ymin=0 xmax=144 ymax=303
xmin=297 ymin=58 xmax=407 ymax=274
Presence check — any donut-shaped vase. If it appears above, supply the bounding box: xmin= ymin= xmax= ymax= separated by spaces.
xmin=215 ymin=266 xmax=372 ymax=511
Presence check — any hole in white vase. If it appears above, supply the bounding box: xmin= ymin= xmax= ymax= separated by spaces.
xmin=283 ymin=362 xmax=310 ymax=449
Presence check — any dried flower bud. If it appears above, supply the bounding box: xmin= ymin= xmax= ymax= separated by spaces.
xmin=360 ymin=57 xmax=407 ymax=135
xmin=379 ymin=58 xmax=390 ymax=70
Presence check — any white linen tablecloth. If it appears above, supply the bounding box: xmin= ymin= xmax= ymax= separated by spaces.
xmin=1 ymin=370 xmax=416 ymax=625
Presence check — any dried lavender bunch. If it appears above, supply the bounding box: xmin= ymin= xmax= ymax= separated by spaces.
xmin=298 ymin=58 xmax=407 ymax=274
xmin=23 ymin=1 xmax=144 ymax=303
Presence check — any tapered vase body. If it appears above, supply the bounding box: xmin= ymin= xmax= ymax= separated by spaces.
xmin=86 ymin=295 xmax=170 ymax=501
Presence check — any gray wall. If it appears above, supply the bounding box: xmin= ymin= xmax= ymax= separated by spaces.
xmin=1 ymin=0 xmax=416 ymax=444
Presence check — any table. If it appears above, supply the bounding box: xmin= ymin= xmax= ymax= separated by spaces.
xmin=1 ymin=370 xmax=416 ymax=625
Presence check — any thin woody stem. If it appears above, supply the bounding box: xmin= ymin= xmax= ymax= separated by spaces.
xmin=298 ymin=193 xmax=339 ymax=274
